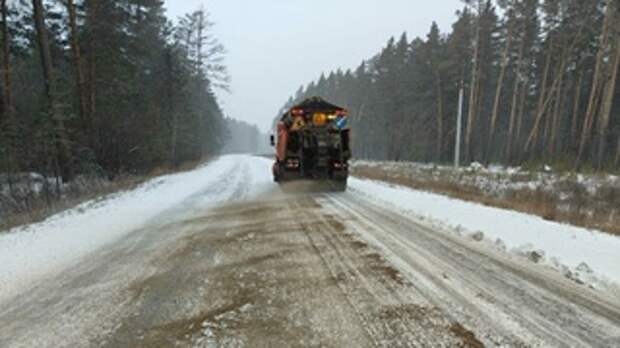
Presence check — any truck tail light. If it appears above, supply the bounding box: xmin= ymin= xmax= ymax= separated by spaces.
xmin=286 ymin=159 xmax=300 ymax=168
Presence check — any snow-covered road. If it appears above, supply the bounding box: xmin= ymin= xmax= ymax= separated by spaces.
xmin=0 ymin=155 xmax=619 ymax=347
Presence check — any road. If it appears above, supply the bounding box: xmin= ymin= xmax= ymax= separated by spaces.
xmin=1 ymin=156 xmax=619 ymax=347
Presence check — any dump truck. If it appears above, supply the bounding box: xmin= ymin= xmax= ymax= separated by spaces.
xmin=271 ymin=97 xmax=351 ymax=191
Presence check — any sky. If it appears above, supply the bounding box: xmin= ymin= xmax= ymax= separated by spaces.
xmin=163 ymin=0 xmax=464 ymax=132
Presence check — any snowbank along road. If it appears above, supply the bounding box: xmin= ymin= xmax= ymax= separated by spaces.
xmin=0 ymin=155 xmax=619 ymax=347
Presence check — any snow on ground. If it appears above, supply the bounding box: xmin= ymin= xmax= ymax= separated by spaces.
xmin=349 ymin=177 xmax=620 ymax=287
xmin=352 ymin=160 xmax=620 ymax=198
xmin=0 ymin=155 xmax=270 ymax=303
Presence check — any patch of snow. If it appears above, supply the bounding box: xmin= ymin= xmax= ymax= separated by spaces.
xmin=0 ymin=155 xmax=270 ymax=303
xmin=470 ymin=231 xmax=485 ymax=242
xmin=349 ymin=177 xmax=620 ymax=286
xmin=469 ymin=162 xmax=485 ymax=171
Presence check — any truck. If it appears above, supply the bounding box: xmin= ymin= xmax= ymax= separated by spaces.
xmin=271 ymin=97 xmax=351 ymax=191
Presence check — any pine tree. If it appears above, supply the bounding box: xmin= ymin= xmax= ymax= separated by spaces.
xmin=32 ymin=0 xmax=74 ymax=182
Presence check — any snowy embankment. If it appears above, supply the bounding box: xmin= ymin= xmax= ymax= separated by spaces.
xmin=349 ymin=178 xmax=620 ymax=287
xmin=352 ymin=159 xmax=620 ymax=200
xmin=0 ymin=156 xmax=269 ymax=303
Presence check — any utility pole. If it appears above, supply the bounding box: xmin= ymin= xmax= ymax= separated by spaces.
xmin=454 ymin=81 xmax=464 ymax=168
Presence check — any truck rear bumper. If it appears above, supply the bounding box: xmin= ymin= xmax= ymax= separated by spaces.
xmin=273 ymin=162 xmax=347 ymax=184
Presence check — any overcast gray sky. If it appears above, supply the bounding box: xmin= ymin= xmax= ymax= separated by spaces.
xmin=164 ymin=0 xmax=464 ymax=132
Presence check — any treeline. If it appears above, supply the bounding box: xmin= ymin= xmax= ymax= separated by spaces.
xmin=279 ymin=0 xmax=620 ymax=171
xmin=0 ymin=0 xmax=229 ymax=188
xmin=222 ymin=118 xmax=270 ymax=155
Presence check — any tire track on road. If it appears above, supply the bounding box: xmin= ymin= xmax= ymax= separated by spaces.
xmin=296 ymin=195 xmax=465 ymax=347
xmin=327 ymin=192 xmax=620 ymax=347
